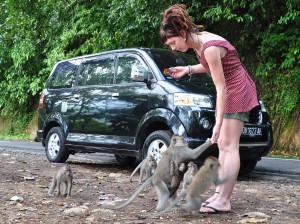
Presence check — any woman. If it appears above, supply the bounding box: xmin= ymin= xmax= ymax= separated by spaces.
xmin=160 ymin=4 xmax=258 ymax=213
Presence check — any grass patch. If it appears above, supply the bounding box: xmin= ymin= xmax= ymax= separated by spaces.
xmin=0 ymin=112 xmax=38 ymax=142
xmin=269 ymin=151 xmax=300 ymax=159
xmin=0 ymin=134 xmax=32 ymax=141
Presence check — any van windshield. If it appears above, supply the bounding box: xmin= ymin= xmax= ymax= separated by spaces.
xmin=146 ymin=49 xmax=213 ymax=84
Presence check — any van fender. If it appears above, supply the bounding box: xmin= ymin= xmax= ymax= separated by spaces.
xmin=135 ymin=108 xmax=186 ymax=148
xmin=44 ymin=112 xmax=69 ymax=140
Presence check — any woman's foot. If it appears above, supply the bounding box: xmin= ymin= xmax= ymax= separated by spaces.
xmin=201 ymin=192 xmax=219 ymax=207
xmin=199 ymin=200 xmax=231 ymax=213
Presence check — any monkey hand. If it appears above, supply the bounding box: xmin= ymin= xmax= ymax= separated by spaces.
xmin=178 ymin=163 xmax=186 ymax=172
xmin=202 ymin=138 xmax=212 ymax=146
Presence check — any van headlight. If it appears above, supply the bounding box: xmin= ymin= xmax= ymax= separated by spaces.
xmin=259 ymin=100 xmax=267 ymax=112
xmin=174 ymin=93 xmax=213 ymax=108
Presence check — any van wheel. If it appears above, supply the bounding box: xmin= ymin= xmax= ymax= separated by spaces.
xmin=45 ymin=127 xmax=69 ymax=163
xmin=143 ymin=130 xmax=172 ymax=163
xmin=114 ymin=155 xmax=136 ymax=165
xmin=239 ymin=160 xmax=258 ymax=175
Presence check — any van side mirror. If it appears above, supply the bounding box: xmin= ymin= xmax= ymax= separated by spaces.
xmin=131 ymin=65 xmax=151 ymax=82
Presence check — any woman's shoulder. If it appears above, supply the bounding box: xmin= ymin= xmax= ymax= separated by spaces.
xmin=201 ymin=32 xmax=226 ymax=41
xmin=200 ymin=32 xmax=231 ymax=46
xmin=202 ymin=39 xmax=235 ymax=53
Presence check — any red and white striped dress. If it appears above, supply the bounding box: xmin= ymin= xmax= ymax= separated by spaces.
xmin=196 ymin=40 xmax=259 ymax=113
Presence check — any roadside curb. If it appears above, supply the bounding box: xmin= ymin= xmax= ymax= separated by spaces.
xmin=255 ymin=157 xmax=300 ymax=176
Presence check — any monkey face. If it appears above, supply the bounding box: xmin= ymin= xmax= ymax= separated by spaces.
xmin=170 ymin=135 xmax=188 ymax=147
xmin=187 ymin=162 xmax=197 ymax=173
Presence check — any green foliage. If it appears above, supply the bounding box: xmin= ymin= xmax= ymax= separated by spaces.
xmin=0 ymin=112 xmax=32 ymax=138
xmin=0 ymin=0 xmax=178 ymax=116
xmin=0 ymin=0 xmax=299 ymax=152
xmin=255 ymin=1 xmax=300 ymax=149
xmin=0 ymin=0 xmax=66 ymax=114
xmin=188 ymin=0 xmax=300 ymax=150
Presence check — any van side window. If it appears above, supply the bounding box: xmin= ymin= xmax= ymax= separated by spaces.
xmin=78 ymin=57 xmax=114 ymax=86
xmin=116 ymin=56 xmax=145 ymax=84
xmin=48 ymin=59 xmax=80 ymax=89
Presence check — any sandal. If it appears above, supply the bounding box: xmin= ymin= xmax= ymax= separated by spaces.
xmin=199 ymin=205 xmax=231 ymax=214
xmin=201 ymin=192 xmax=219 ymax=206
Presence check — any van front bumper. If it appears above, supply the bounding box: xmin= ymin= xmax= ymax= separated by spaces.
xmin=36 ymin=130 xmax=45 ymax=145
xmin=185 ymin=127 xmax=273 ymax=162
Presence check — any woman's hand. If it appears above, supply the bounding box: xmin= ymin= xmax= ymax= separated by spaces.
xmin=169 ymin=66 xmax=188 ymax=78
xmin=211 ymin=124 xmax=221 ymax=144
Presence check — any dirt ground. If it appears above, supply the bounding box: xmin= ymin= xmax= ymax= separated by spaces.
xmin=0 ymin=149 xmax=299 ymax=224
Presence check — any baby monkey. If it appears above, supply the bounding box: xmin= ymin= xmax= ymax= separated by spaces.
xmin=48 ymin=164 xmax=73 ymax=197
xmin=129 ymin=155 xmax=157 ymax=184
xmin=181 ymin=161 xmax=198 ymax=194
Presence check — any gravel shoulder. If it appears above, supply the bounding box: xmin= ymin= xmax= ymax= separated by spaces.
xmin=0 ymin=149 xmax=299 ymax=224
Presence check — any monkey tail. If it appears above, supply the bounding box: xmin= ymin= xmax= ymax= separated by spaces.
xmin=129 ymin=162 xmax=142 ymax=182
xmin=136 ymin=192 xmax=186 ymax=219
xmin=104 ymin=176 xmax=153 ymax=210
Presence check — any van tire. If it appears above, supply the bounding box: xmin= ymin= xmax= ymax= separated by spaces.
xmin=45 ymin=127 xmax=69 ymax=163
xmin=114 ymin=155 xmax=136 ymax=165
xmin=239 ymin=160 xmax=258 ymax=175
xmin=143 ymin=130 xmax=172 ymax=163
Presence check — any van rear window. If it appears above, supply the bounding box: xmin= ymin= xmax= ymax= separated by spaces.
xmin=48 ymin=59 xmax=80 ymax=89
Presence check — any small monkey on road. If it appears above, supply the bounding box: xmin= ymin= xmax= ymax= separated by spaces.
xmin=137 ymin=157 xmax=232 ymax=218
xmin=48 ymin=164 xmax=73 ymax=197
xmin=129 ymin=155 xmax=157 ymax=184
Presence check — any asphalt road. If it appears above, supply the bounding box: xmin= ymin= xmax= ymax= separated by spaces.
xmin=0 ymin=140 xmax=300 ymax=178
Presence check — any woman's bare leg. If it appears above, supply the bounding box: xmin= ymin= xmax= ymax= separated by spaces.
xmin=200 ymin=118 xmax=244 ymax=212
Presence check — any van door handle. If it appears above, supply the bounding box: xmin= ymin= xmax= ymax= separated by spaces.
xmin=73 ymin=94 xmax=81 ymax=99
xmin=112 ymin=93 xmax=119 ymax=99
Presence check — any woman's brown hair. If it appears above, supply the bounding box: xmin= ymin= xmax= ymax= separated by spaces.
xmin=160 ymin=4 xmax=204 ymax=43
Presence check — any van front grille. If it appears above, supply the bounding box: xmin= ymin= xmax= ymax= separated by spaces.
xmin=248 ymin=106 xmax=261 ymax=124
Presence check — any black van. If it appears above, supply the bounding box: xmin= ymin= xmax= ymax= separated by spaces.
xmin=37 ymin=48 xmax=273 ymax=174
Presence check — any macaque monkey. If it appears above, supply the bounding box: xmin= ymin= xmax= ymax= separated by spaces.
xmin=129 ymin=155 xmax=157 ymax=184
xmin=104 ymin=136 xmax=211 ymax=211
xmin=137 ymin=157 xmax=232 ymax=218
xmin=181 ymin=161 xmax=198 ymax=194
xmin=169 ymin=135 xmax=188 ymax=176
xmin=48 ymin=164 xmax=73 ymax=197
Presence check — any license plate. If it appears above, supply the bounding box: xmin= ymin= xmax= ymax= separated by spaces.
xmin=242 ymin=127 xmax=262 ymax=137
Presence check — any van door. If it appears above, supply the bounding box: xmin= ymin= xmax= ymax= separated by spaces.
xmin=45 ymin=58 xmax=81 ymax=136
xmin=66 ymin=55 xmax=114 ymax=145
xmin=105 ymin=53 xmax=152 ymax=150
